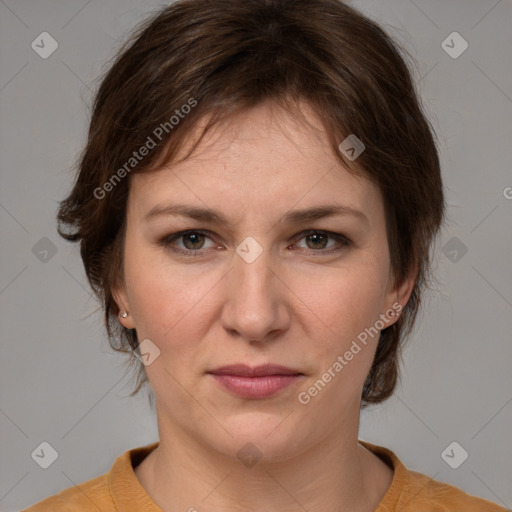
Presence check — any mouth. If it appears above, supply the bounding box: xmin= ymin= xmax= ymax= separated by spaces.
xmin=208 ymin=364 xmax=303 ymax=377
xmin=207 ymin=364 xmax=304 ymax=399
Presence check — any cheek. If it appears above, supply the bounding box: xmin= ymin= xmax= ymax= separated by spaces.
xmin=292 ymin=261 xmax=389 ymax=353
xmin=293 ymin=268 xmax=388 ymax=410
xmin=122 ymin=237 xmax=202 ymax=344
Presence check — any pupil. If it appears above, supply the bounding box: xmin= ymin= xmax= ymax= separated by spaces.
xmin=186 ymin=233 xmax=203 ymax=249
xmin=308 ymin=233 xmax=326 ymax=249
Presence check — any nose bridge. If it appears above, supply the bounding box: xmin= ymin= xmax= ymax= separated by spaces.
xmin=231 ymin=239 xmax=276 ymax=308
xmin=236 ymin=245 xmax=271 ymax=288
xmin=222 ymin=238 xmax=287 ymax=341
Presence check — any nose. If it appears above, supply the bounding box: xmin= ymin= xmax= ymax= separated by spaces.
xmin=220 ymin=243 xmax=291 ymax=343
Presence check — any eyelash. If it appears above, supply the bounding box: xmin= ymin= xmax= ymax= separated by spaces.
xmin=158 ymin=229 xmax=352 ymax=257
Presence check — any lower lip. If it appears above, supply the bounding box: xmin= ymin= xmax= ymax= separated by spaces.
xmin=210 ymin=374 xmax=302 ymax=399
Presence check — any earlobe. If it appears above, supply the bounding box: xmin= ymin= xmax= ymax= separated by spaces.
xmin=112 ymin=284 xmax=135 ymax=328
xmin=117 ymin=308 xmax=135 ymax=329
xmin=118 ymin=310 xmax=135 ymax=329
xmin=386 ymin=297 xmax=401 ymax=317
xmin=390 ymin=264 xmax=418 ymax=314
xmin=381 ymin=293 xmax=402 ymax=328
xmin=384 ymin=263 xmax=418 ymax=323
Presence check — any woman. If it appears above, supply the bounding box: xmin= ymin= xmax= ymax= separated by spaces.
xmin=23 ymin=0 xmax=508 ymax=510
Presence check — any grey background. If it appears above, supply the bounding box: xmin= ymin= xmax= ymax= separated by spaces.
xmin=1 ymin=0 xmax=511 ymax=510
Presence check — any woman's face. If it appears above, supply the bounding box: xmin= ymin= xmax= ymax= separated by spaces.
xmin=115 ymin=102 xmax=413 ymax=461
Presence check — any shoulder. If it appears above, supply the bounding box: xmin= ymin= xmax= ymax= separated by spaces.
xmin=404 ymin=468 xmax=509 ymax=511
xmin=20 ymin=442 xmax=160 ymax=512
xmin=20 ymin=473 xmax=113 ymax=512
xmin=359 ymin=440 xmax=509 ymax=512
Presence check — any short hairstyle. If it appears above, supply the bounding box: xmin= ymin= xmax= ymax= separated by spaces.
xmin=57 ymin=0 xmax=446 ymax=407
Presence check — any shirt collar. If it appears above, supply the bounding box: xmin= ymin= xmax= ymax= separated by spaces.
xmin=108 ymin=440 xmax=407 ymax=511
xmin=109 ymin=441 xmax=163 ymax=511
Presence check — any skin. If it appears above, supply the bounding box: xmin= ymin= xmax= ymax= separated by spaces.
xmin=114 ymin=100 xmax=416 ymax=512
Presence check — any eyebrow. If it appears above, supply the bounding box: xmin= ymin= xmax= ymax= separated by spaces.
xmin=143 ymin=202 xmax=369 ymax=226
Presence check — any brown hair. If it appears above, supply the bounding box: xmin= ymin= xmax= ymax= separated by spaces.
xmin=57 ymin=0 xmax=446 ymax=408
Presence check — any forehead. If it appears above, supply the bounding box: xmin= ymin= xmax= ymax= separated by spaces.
xmin=128 ymin=102 xmax=384 ymax=227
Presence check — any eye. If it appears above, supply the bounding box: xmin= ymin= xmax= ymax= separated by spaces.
xmin=159 ymin=230 xmax=218 ymax=256
xmin=292 ymin=230 xmax=352 ymax=255
xmin=159 ymin=229 xmax=351 ymax=257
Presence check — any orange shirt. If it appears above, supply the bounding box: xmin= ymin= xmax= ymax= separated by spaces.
xmin=22 ymin=440 xmax=508 ymax=511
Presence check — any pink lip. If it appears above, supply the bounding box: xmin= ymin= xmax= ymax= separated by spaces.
xmin=208 ymin=364 xmax=304 ymax=399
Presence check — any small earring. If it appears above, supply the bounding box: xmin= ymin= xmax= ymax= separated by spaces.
xmin=120 ymin=311 xmax=128 ymax=318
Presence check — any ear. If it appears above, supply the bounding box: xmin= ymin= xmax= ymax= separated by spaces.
xmin=383 ymin=262 xmax=418 ymax=323
xmin=112 ymin=279 xmax=136 ymax=329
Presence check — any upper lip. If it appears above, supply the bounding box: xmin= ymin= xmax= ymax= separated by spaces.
xmin=208 ymin=364 xmax=303 ymax=377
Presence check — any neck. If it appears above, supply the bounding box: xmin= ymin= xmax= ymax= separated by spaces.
xmin=135 ymin=405 xmax=392 ymax=512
